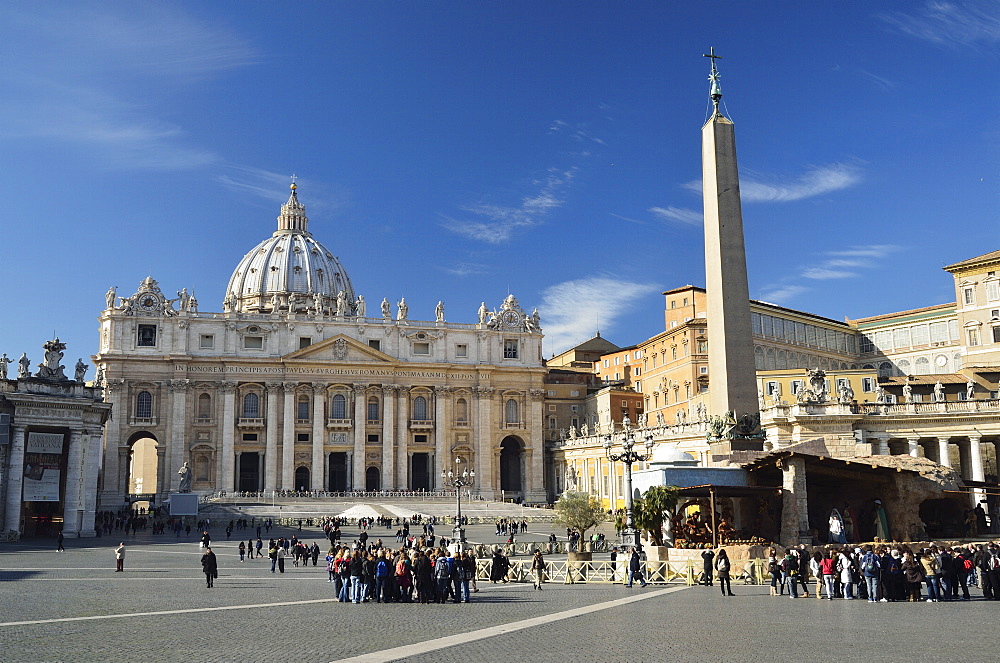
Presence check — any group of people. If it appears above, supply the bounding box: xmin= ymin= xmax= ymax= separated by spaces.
xmin=765 ymin=542 xmax=1000 ymax=602
xmin=326 ymin=546 xmax=477 ymax=603
xmin=495 ymin=518 xmax=528 ymax=536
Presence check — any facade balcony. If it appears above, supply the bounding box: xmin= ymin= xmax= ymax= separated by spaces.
xmin=409 ymin=419 xmax=434 ymax=430
xmin=237 ymin=417 xmax=265 ymax=428
xmin=193 ymin=417 xmax=214 ymax=426
xmin=453 ymin=420 xmax=470 ymax=428
xmin=503 ymin=420 xmax=523 ymax=429
xmin=129 ymin=416 xmax=158 ymax=427
xmin=366 ymin=419 xmax=381 ymax=426
xmin=326 ymin=418 xmax=353 ymax=429
xmin=296 ymin=418 xmax=310 ymax=426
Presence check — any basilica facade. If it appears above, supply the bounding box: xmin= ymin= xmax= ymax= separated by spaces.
xmin=94 ymin=185 xmax=547 ymax=509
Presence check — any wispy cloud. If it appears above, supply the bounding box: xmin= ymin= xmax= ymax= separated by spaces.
xmin=649 ymin=206 xmax=703 ymax=226
xmin=758 ymin=245 xmax=902 ymax=303
xmin=439 ymin=262 xmax=489 ymax=277
xmin=858 ymin=69 xmax=898 ymax=92
xmin=683 ymin=162 xmax=862 ymax=203
xmin=442 ymin=168 xmax=575 ymax=243
xmin=609 ymin=213 xmax=645 ymax=225
xmin=0 ymin=5 xmax=254 ymax=170
xmin=880 ymin=1 xmax=1000 ymax=49
xmin=540 ymin=276 xmax=657 ymax=355
xmin=548 ymin=119 xmax=607 ymax=145
xmin=216 ymin=166 xmax=296 ymax=201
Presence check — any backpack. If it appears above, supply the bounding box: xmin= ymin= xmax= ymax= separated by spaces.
xmin=862 ymin=553 xmax=879 ymax=574
xmin=376 ymin=560 xmax=389 ymax=577
xmin=434 ymin=559 xmax=451 ymax=579
xmin=990 ymin=555 xmax=1000 ymax=571
xmin=962 ymin=557 xmax=974 ymax=572
xmin=716 ymin=557 xmax=729 ymax=573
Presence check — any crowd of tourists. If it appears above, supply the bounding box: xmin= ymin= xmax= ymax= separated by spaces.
xmin=760 ymin=542 xmax=1000 ymax=602
xmin=325 ymin=546 xmax=478 ymax=603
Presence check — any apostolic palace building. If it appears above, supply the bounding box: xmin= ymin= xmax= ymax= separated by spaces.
xmin=92 ymin=185 xmax=548 ymax=510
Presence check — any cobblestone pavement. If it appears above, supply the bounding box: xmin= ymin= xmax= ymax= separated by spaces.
xmin=1 ymin=520 xmax=996 ymax=663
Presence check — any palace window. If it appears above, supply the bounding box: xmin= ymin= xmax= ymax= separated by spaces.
xmin=199 ymin=334 xmax=214 ymax=349
xmin=456 ymin=343 xmax=468 ymax=358
xmin=297 ymin=396 xmax=310 ymax=420
xmin=503 ymin=340 xmax=519 ymax=359
xmin=135 ymin=391 xmax=153 ymax=418
xmin=861 ymin=378 xmax=875 ymax=393
xmin=367 ymin=397 xmax=379 ymax=421
xmin=137 ymin=324 xmax=157 ymax=347
xmin=455 ymin=398 xmax=468 ymax=422
xmin=243 ymin=336 xmax=263 ymax=350
xmin=299 ymin=337 xmax=312 ymax=349
xmin=987 ymin=281 xmax=999 ymax=301
xmin=242 ymin=393 xmax=260 ymax=418
xmin=331 ymin=394 xmax=347 ymax=419
xmin=968 ymin=328 xmax=981 ymax=346
xmin=368 ymin=339 xmax=381 ymax=351
xmin=964 ymin=287 xmax=975 ymax=305
xmin=413 ymin=342 xmax=430 ymax=355
xmin=197 ymin=393 xmax=212 ymax=419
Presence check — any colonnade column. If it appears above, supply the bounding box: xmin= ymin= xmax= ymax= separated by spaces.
xmin=312 ymin=384 xmax=326 ymax=491
xmin=528 ymin=389 xmax=545 ymax=501
xmin=937 ymin=437 xmax=952 ymax=468
xmin=168 ymin=380 xmax=188 ymax=494
xmin=381 ymin=386 xmax=396 ymax=490
xmin=396 ymin=387 xmax=410 ymax=490
xmin=81 ymin=430 xmax=102 ymax=536
xmin=906 ymin=437 xmax=920 ymax=458
xmin=780 ymin=454 xmax=809 ymax=547
xmin=433 ymin=386 xmax=450 ymax=490
xmin=352 ymin=384 xmax=367 ymax=491
xmin=969 ymin=434 xmax=985 ymax=507
xmin=281 ymin=383 xmax=295 ymax=491
xmin=100 ymin=381 xmax=124 ymax=505
xmin=3 ymin=426 xmax=26 ymax=533
xmin=62 ymin=429 xmax=85 ymax=536
xmin=220 ymin=382 xmax=237 ymax=492
xmin=264 ymin=383 xmax=279 ymax=491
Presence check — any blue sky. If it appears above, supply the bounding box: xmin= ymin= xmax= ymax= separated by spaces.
xmin=1 ymin=1 xmax=997 ymax=373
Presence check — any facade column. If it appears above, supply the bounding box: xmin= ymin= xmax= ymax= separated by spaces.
xmin=99 ymin=381 xmax=124 ymax=507
xmin=352 ymin=384 xmax=367 ymax=492
xmin=346 ymin=451 xmax=353 ymax=492
xmin=780 ymin=454 xmax=809 ymax=547
xmin=62 ymin=429 xmax=85 ymax=537
xmin=475 ymin=387 xmax=495 ymax=498
xmin=155 ymin=445 xmax=167 ymax=501
xmin=235 ymin=452 xmax=243 ymax=491
xmin=969 ymin=435 xmax=985 ymax=507
xmin=167 ymin=380 xmax=188 ymax=494
xmin=281 ymin=382 xmax=296 ymax=491
xmin=381 ymin=386 xmax=396 ymax=490
xmin=937 ymin=437 xmax=952 ymax=468
xmin=528 ymin=389 xmax=545 ymax=502
xmin=396 ymin=387 xmax=410 ymax=490
xmin=433 ymin=386 xmax=450 ymax=491
xmin=220 ymin=382 xmax=237 ymax=493
xmin=874 ymin=434 xmax=889 ymax=456
xmin=906 ymin=437 xmax=920 ymax=458
xmin=264 ymin=383 xmax=279 ymax=491
xmin=311 ymin=384 xmax=326 ymax=491
xmin=3 ymin=426 xmax=26 ymax=533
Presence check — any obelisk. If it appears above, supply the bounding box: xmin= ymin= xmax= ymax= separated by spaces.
xmin=701 ymin=49 xmax=762 ymax=453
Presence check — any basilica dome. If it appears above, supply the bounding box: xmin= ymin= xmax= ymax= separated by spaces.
xmin=224 ymin=184 xmax=355 ymax=315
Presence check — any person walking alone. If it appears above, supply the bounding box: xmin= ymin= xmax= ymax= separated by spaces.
xmin=115 ymin=542 xmax=126 ymax=572
xmin=716 ymin=548 xmax=734 ymax=596
xmin=627 ymin=548 xmax=647 ymax=588
xmin=531 ymin=550 xmax=546 ymax=591
xmin=56 ymin=531 xmax=65 ymax=553
xmin=201 ymin=546 xmax=218 ymax=588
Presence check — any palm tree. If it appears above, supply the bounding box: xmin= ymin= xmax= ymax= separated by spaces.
xmin=634 ymin=485 xmax=679 ymax=547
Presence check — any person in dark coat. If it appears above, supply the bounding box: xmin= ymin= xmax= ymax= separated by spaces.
xmin=700 ymin=549 xmax=715 ymax=586
xmin=490 ymin=549 xmax=510 ymax=583
xmin=413 ymin=551 xmax=433 ymax=603
xmin=627 ymin=549 xmax=647 ymax=587
xmin=201 ymin=547 xmax=218 ymax=588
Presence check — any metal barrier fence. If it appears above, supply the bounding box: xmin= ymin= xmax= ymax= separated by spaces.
xmin=470 ymin=540 xmax=614 ymax=557
xmin=476 ymin=558 xmax=770 ymax=585
xmin=0 ymin=530 xmax=20 ymax=542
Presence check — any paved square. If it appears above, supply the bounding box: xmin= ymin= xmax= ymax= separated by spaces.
xmin=1 ymin=518 xmax=996 ymax=663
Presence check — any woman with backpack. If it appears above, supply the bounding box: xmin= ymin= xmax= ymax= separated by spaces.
xmin=819 ymin=550 xmax=837 ymax=600
xmin=715 ymin=548 xmax=734 ymax=596
xmin=395 ymin=551 xmax=413 ymax=602
xmin=767 ymin=547 xmax=783 ymax=596
xmin=836 ymin=548 xmax=857 ymax=599
xmin=901 ymin=550 xmax=924 ymax=602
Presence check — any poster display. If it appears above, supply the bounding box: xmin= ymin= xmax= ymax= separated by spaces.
xmin=23 ymin=432 xmax=65 ymax=502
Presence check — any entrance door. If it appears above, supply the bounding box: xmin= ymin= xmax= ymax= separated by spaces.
xmin=365 ymin=466 xmax=380 ymax=491
xmin=238 ymin=453 xmax=260 ymax=492
xmin=411 ymin=453 xmax=430 ymax=491
xmin=328 ymin=453 xmax=348 ymax=492
xmin=294 ymin=466 xmax=310 ymax=491
xmin=500 ymin=436 xmax=523 ymax=494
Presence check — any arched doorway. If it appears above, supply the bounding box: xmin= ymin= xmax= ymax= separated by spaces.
xmin=127 ymin=431 xmax=159 ymax=499
xmin=499 ymin=436 xmax=523 ymax=495
xmin=294 ymin=466 xmax=310 ymax=491
xmin=366 ymin=466 xmax=380 ymax=491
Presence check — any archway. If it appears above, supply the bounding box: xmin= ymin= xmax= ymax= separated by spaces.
xmin=294 ymin=466 xmax=310 ymax=491
xmin=499 ymin=436 xmax=523 ymax=495
xmin=328 ymin=453 xmax=348 ymax=492
xmin=127 ymin=431 xmax=159 ymax=499
xmin=365 ymin=466 xmax=381 ymax=491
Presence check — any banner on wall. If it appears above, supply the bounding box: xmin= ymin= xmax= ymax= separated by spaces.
xmin=23 ymin=432 xmax=65 ymax=502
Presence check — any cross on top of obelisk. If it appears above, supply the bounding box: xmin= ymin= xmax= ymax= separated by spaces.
xmin=703 ymin=47 xmax=723 ymax=114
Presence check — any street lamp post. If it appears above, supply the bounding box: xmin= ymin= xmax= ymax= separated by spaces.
xmin=441 ymin=457 xmax=475 ymax=553
xmin=603 ymin=422 xmax=655 ymax=554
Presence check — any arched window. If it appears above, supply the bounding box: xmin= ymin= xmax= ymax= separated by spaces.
xmin=954 ymin=353 xmax=963 ymax=370
xmin=455 ymin=398 xmax=468 ymax=422
xmin=754 ymin=346 xmax=765 ymax=370
xmin=135 ymin=391 xmax=153 ymax=418
xmin=897 ymin=359 xmax=910 ymax=376
xmin=197 ymin=393 xmax=211 ymax=419
xmin=413 ymin=396 xmax=428 ymax=420
xmin=505 ymin=398 xmax=519 ymax=424
xmin=915 ymin=357 xmax=931 ymax=375
xmin=242 ymin=392 xmax=260 ymax=418
xmin=331 ymin=394 xmax=347 ymax=419
xmin=367 ymin=397 xmax=379 ymax=421
xmin=297 ymin=395 xmax=310 ymax=420
xmin=877 ymin=362 xmax=893 ymax=377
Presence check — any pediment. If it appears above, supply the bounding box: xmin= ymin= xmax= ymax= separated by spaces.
xmin=283 ymin=335 xmax=394 ymax=363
